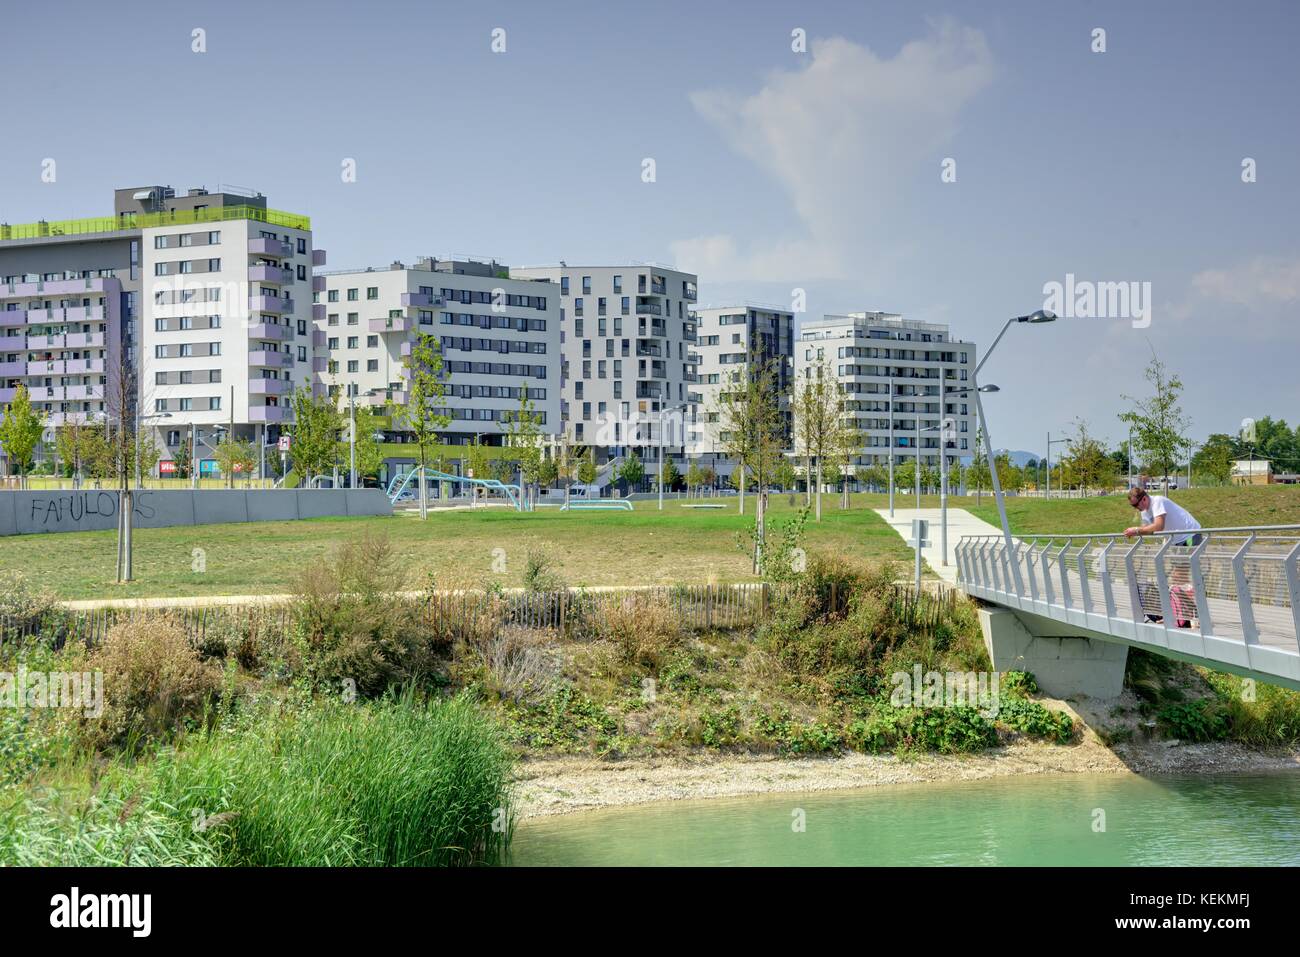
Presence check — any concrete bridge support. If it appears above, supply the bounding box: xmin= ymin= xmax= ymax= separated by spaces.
xmin=978 ymin=607 xmax=1128 ymax=700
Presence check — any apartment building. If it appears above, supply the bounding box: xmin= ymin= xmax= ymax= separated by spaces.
xmin=795 ymin=312 xmax=978 ymax=483
xmin=689 ymin=304 xmax=794 ymax=474
xmin=509 ymin=264 xmax=699 ymax=470
xmin=315 ymin=257 xmax=559 ymax=475
xmin=0 ymin=184 xmax=323 ymax=477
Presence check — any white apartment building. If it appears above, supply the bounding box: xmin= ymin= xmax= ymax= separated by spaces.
xmin=315 ymin=257 xmax=559 ymax=472
xmin=689 ymin=304 xmax=794 ymax=473
xmin=0 ymin=184 xmax=324 ymax=479
xmin=509 ymin=264 xmax=698 ymax=469
xmin=795 ymin=312 xmax=978 ymax=482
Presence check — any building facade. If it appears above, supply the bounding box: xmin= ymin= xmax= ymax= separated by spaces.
xmin=509 ymin=264 xmax=699 ymax=472
xmin=0 ymin=184 xmax=322 ymax=477
xmin=795 ymin=312 xmax=978 ymax=483
xmin=315 ymin=257 xmax=560 ymax=477
xmin=688 ymin=304 xmax=794 ymax=474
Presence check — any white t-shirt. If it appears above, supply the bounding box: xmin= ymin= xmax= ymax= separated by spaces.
xmin=1142 ymin=495 xmax=1201 ymax=542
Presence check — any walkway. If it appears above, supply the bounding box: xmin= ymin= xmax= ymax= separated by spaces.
xmin=873 ymin=507 xmax=1004 ymax=584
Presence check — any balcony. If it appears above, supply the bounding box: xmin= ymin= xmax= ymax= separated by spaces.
xmin=312 ymin=356 xmax=328 ymax=372
xmin=0 ymin=311 xmax=25 ymax=327
xmin=248 ymin=237 xmax=292 ymax=258
xmin=26 ymin=358 xmax=104 ymax=375
xmin=0 ymin=360 xmax=26 ymax=377
xmin=312 ymin=329 xmax=326 ymax=347
xmin=0 ymin=277 xmax=114 ymax=299
xmin=684 ymin=283 xmax=698 ymax=301
xmin=370 ymin=316 xmax=411 ymax=334
xmin=248 ymin=405 xmax=292 ymax=423
xmin=248 ymin=322 xmax=295 ymax=342
xmin=248 ymin=378 xmax=293 ymax=396
xmin=636 ymin=301 xmax=663 ymax=316
xmin=248 ymin=349 xmax=295 ymax=369
xmin=401 ymin=292 xmax=443 ymax=308
xmin=635 ymin=384 xmax=662 ymax=399
xmin=366 ymin=389 xmax=407 ymax=407
xmin=312 ymin=248 xmax=327 ymax=267
xmin=312 ymin=303 xmax=325 ymax=321
xmin=635 ymin=345 xmax=662 ymax=357
xmin=249 ymin=295 xmax=293 ymax=314
xmin=248 ymin=264 xmax=292 ymax=284
xmin=312 ymin=275 xmax=326 ymax=293
xmin=0 ymin=387 xmax=15 ymax=403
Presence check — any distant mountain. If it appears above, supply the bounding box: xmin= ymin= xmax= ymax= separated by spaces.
xmin=957 ymin=449 xmax=1040 ymax=467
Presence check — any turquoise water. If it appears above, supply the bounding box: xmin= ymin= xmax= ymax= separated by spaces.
xmin=508 ymin=772 xmax=1300 ymax=866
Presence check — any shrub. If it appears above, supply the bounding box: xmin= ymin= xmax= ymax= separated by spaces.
xmin=1204 ymin=671 xmax=1300 ymax=746
xmin=88 ymin=617 xmax=221 ymax=748
xmin=292 ymin=532 xmax=437 ymax=697
xmin=845 ymin=702 xmax=998 ymax=754
xmin=997 ymin=695 xmax=1077 ymax=744
xmin=467 ymin=626 xmax=562 ymax=704
xmin=600 ymin=593 xmax=685 ymax=670
xmin=1002 ymin=671 xmax=1039 ymax=698
xmin=0 ymin=570 xmax=59 ymax=639
xmin=699 ymin=704 xmax=743 ymax=747
xmin=522 ymin=549 xmax=566 ymax=594
xmin=1158 ymin=699 xmax=1229 ymax=743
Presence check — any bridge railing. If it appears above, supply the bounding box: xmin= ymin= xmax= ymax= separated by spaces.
xmin=955 ymin=525 xmax=1300 ymax=654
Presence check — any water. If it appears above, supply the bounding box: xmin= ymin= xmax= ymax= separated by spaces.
xmin=508 ymin=772 xmax=1300 ymax=866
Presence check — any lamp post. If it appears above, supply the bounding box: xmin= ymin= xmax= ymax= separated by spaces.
xmin=349 ymin=392 xmax=357 ymax=490
xmin=887 ymin=375 xmax=895 ymax=517
xmin=974 ymin=309 xmax=1056 ymax=594
xmin=933 ymin=384 xmax=999 ymax=566
xmin=1046 ymin=433 xmax=1067 ymax=499
xmin=658 ymin=401 xmax=690 ymax=510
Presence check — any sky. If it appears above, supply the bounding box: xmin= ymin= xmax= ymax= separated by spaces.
xmin=2 ymin=0 xmax=1297 ymax=453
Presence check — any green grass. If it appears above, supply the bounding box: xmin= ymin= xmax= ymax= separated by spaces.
xmin=966 ymin=485 xmax=1300 ymax=536
xmin=0 ymin=496 xmax=919 ymax=600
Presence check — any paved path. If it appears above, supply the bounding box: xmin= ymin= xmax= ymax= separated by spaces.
xmin=873 ymin=507 xmax=1003 ymax=584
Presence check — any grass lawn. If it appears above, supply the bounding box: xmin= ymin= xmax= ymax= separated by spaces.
xmin=0 ymin=495 xmax=918 ymax=600
xmin=966 ymin=485 xmax=1300 ymax=536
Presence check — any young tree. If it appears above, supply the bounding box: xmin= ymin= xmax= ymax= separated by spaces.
xmin=1063 ymin=418 xmax=1116 ymax=494
xmin=617 ymin=451 xmax=644 ymax=493
xmin=55 ymin=414 xmax=100 ymax=487
xmin=399 ymin=333 xmax=451 ymax=519
xmin=134 ymin=428 xmax=161 ymax=484
xmin=715 ymin=346 xmax=786 ymax=571
xmin=576 ymin=449 xmax=597 ymax=487
xmin=1118 ymin=349 xmax=1190 ymax=489
xmin=659 ymin=454 xmax=681 ymax=492
xmin=773 ymin=458 xmax=798 ymax=493
xmin=346 ymin=406 xmax=386 ymax=483
xmin=215 ymin=437 xmax=257 ymax=486
xmin=793 ymin=357 xmax=843 ymax=521
xmin=289 ymin=384 xmax=342 ymax=489
xmin=173 ymin=435 xmax=192 ymax=481
xmin=538 ymin=454 xmax=559 ymax=491
xmin=0 ymin=385 xmax=47 ymax=488
xmin=1192 ymin=434 xmax=1235 ymax=485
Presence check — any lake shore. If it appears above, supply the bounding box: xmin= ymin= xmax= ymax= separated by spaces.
xmin=512 ymin=734 xmax=1300 ymax=820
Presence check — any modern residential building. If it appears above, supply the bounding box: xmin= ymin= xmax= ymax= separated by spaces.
xmin=509 ymin=263 xmax=699 ymax=473
xmin=795 ymin=311 xmax=978 ymax=485
xmin=0 ymin=184 xmax=322 ymax=478
xmin=314 ymin=257 xmax=559 ymax=480
xmin=689 ymin=303 xmax=795 ymax=476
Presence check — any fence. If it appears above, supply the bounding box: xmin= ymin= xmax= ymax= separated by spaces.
xmin=1 ymin=580 xmax=964 ymax=649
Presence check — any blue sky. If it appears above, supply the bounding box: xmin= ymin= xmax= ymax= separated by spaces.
xmin=2 ymin=0 xmax=1297 ymax=452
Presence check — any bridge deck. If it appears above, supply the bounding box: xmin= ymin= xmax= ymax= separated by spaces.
xmin=956 ymin=527 xmax=1300 ymax=689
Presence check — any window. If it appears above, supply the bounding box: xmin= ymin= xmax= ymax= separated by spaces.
xmin=347 ymin=288 xmax=358 ymax=301
xmin=297 ymin=238 xmax=307 ymax=254
xmin=328 ymin=337 xmax=339 ymax=349
xmin=582 ymin=276 xmax=591 ymax=294
xmin=613 ymin=275 xmax=622 ymax=293
xmin=347 ymin=360 xmax=359 ymax=373
xmin=347 ymin=337 xmax=358 ymax=349
xmin=560 ymin=276 xmax=569 ymax=295
xmin=328 ymin=290 xmax=339 ymax=302
xmin=208 ymin=259 xmax=221 ymax=271
xmin=367 ymin=335 xmax=378 ymax=347
xmin=367 ymin=359 xmax=378 ymax=372
xmin=347 ymin=313 xmax=358 ymax=325
xmin=367 ymin=287 xmax=378 ymax=300
xmin=328 ymin=313 xmax=339 ymax=326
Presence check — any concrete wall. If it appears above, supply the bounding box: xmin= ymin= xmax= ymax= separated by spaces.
xmin=978 ymin=606 xmax=1128 ymax=700
xmin=0 ymin=488 xmax=391 ymax=536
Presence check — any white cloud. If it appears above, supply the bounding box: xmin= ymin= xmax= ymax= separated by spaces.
xmin=1190 ymin=256 xmax=1300 ymax=307
xmin=673 ymin=19 xmax=995 ymax=282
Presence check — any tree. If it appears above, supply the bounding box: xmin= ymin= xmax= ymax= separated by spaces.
xmin=345 ymin=406 xmax=385 ymax=483
xmin=538 ymin=455 xmax=559 ymax=490
xmin=659 ymin=454 xmax=681 ymax=492
xmin=290 ymin=385 xmax=342 ymax=489
xmin=793 ymin=357 xmax=844 ymax=521
xmin=686 ymin=461 xmax=704 ymax=498
xmin=576 ymin=450 xmax=597 ymax=487
xmin=173 ymin=435 xmax=192 ymax=480
xmin=617 ymin=451 xmax=644 ymax=493
xmin=1062 ymin=418 xmax=1116 ymax=494
xmin=502 ymin=383 xmax=544 ymax=509
xmin=134 ymin=428 xmax=161 ymax=483
xmin=55 ymin=414 xmax=99 ymax=487
xmin=1118 ymin=349 xmax=1190 ymax=489
xmin=1192 ymin=434 xmax=1235 ymax=485
xmin=773 ymin=458 xmax=798 ymax=493
xmin=714 ymin=345 xmax=786 ymax=571
xmin=464 ymin=437 xmax=491 ymax=505
xmin=399 ymin=333 xmax=451 ymax=519
xmin=214 ymin=437 xmax=257 ymax=486
xmin=968 ymin=429 xmax=990 ymax=503
xmin=0 ymin=385 xmax=47 ymax=487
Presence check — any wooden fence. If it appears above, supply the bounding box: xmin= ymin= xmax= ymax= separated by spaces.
xmin=0 ymin=581 xmax=962 ymax=649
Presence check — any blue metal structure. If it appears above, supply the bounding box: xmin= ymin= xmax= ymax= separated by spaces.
xmin=385 ymin=467 xmax=526 ymax=511
xmin=560 ymin=499 xmax=634 ymax=511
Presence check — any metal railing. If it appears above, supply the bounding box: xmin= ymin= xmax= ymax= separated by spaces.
xmin=956 ymin=525 xmax=1300 ymax=663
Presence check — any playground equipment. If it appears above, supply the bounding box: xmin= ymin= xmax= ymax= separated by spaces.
xmin=560 ymin=499 xmax=634 ymax=511
xmin=682 ymin=503 xmax=726 ymax=509
xmin=386 ymin=467 xmax=527 ymax=511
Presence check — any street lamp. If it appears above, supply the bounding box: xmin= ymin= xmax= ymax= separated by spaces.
xmin=887 ymin=374 xmax=895 ymax=517
xmin=1046 ymin=433 xmax=1068 ymax=499
xmin=192 ymin=424 xmax=227 ymax=489
xmin=658 ymin=401 xmax=691 ymax=510
xmin=975 ymin=309 xmax=1056 ymax=595
xmin=933 ymin=384 xmax=999 ymax=567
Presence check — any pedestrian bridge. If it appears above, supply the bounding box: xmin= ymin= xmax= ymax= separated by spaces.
xmin=956 ymin=525 xmax=1300 ymax=692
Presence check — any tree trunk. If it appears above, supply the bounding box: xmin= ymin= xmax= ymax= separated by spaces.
xmin=815 ymin=459 xmax=822 ymax=522
xmin=738 ymin=468 xmax=746 ymax=516
xmin=418 ymin=451 xmax=428 ymax=520
xmin=753 ymin=490 xmax=766 ymax=574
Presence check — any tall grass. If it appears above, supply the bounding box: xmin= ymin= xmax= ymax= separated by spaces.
xmin=148 ymin=693 xmax=513 ymax=866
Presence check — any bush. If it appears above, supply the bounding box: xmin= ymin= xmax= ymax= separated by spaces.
xmin=88 ymin=617 xmax=221 ymax=748
xmin=522 ymin=549 xmax=566 ymax=594
xmin=997 ymin=695 xmax=1076 ymax=744
xmin=0 ymin=570 xmax=59 ymax=639
xmin=463 ymin=626 xmax=561 ymax=705
xmin=1204 ymin=672 xmax=1300 ymax=746
xmin=599 ymin=593 xmax=685 ymax=670
xmin=846 ymin=702 xmax=998 ymax=754
xmin=293 ymin=532 xmax=437 ymax=697
xmin=1158 ymin=700 xmax=1229 ymax=743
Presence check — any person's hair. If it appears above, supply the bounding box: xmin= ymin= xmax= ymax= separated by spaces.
xmin=1128 ymin=485 xmax=1149 ymax=503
